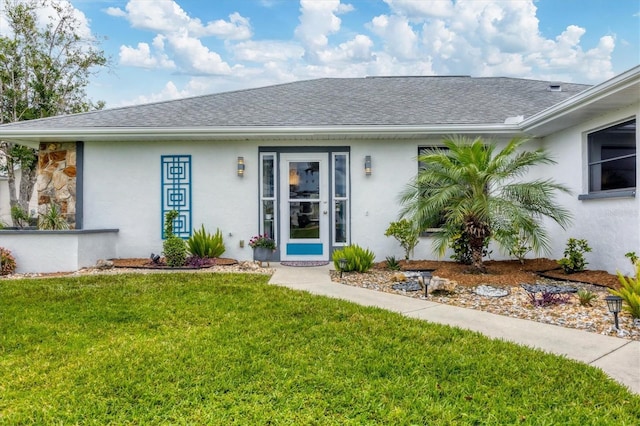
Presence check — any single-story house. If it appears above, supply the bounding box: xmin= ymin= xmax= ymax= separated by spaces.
xmin=0 ymin=66 xmax=637 ymax=275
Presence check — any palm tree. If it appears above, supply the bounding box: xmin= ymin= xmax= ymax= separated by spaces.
xmin=399 ymin=136 xmax=572 ymax=272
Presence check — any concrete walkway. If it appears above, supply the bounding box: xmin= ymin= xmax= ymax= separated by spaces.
xmin=268 ymin=263 xmax=640 ymax=395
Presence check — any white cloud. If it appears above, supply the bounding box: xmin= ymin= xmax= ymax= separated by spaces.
xmin=383 ymin=0 xmax=454 ymax=19
xmin=105 ymin=7 xmax=126 ymax=18
xmin=119 ymin=42 xmax=176 ymax=69
xmin=294 ymin=0 xmax=352 ymax=62
xmin=233 ymin=40 xmax=305 ymax=63
xmin=370 ymin=14 xmax=418 ymax=59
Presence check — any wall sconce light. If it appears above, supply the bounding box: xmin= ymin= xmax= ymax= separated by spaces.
xmin=237 ymin=156 xmax=245 ymax=177
xmin=604 ymin=295 xmax=623 ymax=329
xmin=364 ymin=155 xmax=372 ymax=176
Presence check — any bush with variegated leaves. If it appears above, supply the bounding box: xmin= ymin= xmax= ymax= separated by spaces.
xmin=0 ymin=247 xmax=17 ymax=275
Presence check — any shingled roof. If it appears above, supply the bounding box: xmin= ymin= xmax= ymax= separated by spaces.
xmin=0 ymin=76 xmax=590 ymax=130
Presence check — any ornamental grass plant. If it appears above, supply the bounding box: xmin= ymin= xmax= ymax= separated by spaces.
xmin=1 ymin=273 xmax=638 ymax=424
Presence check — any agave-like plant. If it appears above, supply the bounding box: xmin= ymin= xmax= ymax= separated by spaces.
xmin=38 ymin=204 xmax=70 ymax=230
xmin=610 ymin=262 xmax=640 ymax=319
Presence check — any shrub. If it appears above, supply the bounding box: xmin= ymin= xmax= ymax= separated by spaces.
xmin=0 ymin=247 xmax=17 ymax=275
xmin=384 ymin=219 xmax=419 ymax=260
xmin=332 ymin=245 xmax=375 ymax=273
xmin=558 ymin=238 xmax=591 ymax=274
xmin=162 ymin=210 xmax=186 ymax=267
xmin=163 ymin=236 xmax=187 ymax=268
xmin=625 ymin=251 xmax=638 ymax=266
xmin=187 ymin=225 xmax=225 ymax=258
xmin=11 ymin=205 xmax=30 ymax=228
xmin=38 ymin=203 xmax=70 ymax=230
xmin=385 ymin=256 xmax=401 ymax=271
xmin=610 ymin=262 xmax=640 ymax=319
xmin=576 ymin=289 xmax=597 ymax=307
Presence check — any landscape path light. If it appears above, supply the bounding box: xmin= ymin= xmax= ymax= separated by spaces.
xmin=338 ymin=258 xmax=347 ymax=278
xmin=421 ymin=271 xmax=432 ymax=297
xmin=604 ymin=295 xmax=623 ymax=329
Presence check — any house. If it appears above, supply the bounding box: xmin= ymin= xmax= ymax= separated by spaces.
xmin=0 ymin=66 xmax=637 ymax=275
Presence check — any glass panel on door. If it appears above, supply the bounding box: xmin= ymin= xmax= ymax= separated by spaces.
xmin=289 ymin=161 xmax=320 ymax=239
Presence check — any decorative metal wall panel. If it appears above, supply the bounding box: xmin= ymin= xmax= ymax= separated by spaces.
xmin=161 ymin=155 xmax=192 ymax=239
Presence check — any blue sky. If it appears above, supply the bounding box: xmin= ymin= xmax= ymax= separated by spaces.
xmin=3 ymin=0 xmax=639 ymax=108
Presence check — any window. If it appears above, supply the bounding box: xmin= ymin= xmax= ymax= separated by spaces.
xmin=260 ymin=153 xmax=277 ymax=239
xmin=587 ymin=119 xmax=636 ymax=194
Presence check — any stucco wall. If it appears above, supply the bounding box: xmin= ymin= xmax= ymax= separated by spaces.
xmin=539 ymin=103 xmax=639 ymax=276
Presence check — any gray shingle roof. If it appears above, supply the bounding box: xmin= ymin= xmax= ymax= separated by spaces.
xmin=0 ymin=76 xmax=590 ymax=130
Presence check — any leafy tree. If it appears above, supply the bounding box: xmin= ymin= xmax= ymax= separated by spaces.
xmin=399 ymin=136 xmax=572 ymax=272
xmin=0 ymin=0 xmax=107 ymax=225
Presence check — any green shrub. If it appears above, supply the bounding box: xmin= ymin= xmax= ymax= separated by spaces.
xmin=384 ymin=219 xmax=419 ymax=260
xmin=557 ymin=238 xmax=591 ymax=274
xmin=576 ymin=289 xmax=597 ymax=307
xmin=11 ymin=205 xmax=30 ymax=228
xmin=164 ymin=210 xmax=179 ymax=238
xmin=332 ymin=245 xmax=375 ymax=273
xmin=0 ymin=247 xmax=17 ymax=275
xmin=385 ymin=256 xmax=401 ymax=271
xmin=610 ymin=262 xmax=640 ymax=319
xmin=163 ymin=236 xmax=187 ymax=268
xmin=187 ymin=225 xmax=225 ymax=258
xmin=625 ymin=251 xmax=638 ymax=266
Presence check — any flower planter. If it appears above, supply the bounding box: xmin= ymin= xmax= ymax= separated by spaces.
xmin=253 ymin=247 xmax=273 ymax=266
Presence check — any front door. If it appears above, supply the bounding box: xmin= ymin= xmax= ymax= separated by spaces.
xmin=280 ymin=153 xmax=329 ymax=261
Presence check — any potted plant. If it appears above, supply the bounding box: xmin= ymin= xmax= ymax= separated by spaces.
xmin=249 ymin=233 xmax=276 ymax=264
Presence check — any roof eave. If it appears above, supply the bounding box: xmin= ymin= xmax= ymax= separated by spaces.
xmin=521 ymin=65 xmax=640 ymax=137
xmin=0 ymin=124 xmax=523 ymax=144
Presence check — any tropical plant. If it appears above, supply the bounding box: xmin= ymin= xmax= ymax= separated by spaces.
xmin=38 ymin=203 xmax=70 ymax=230
xmin=399 ymin=136 xmax=572 ymax=272
xmin=384 ymin=219 xmax=419 ymax=260
xmin=187 ymin=225 xmax=225 ymax=258
xmin=332 ymin=245 xmax=375 ymax=273
xmin=385 ymin=256 xmax=401 ymax=271
xmin=249 ymin=234 xmax=276 ymax=250
xmin=0 ymin=0 xmax=107 ymax=219
xmin=557 ymin=238 xmax=591 ymax=274
xmin=0 ymin=246 xmax=17 ymax=275
xmin=576 ymin=289 xmax=597 ymax=307
xmin=610 ymin=262 xmax=640 ymax=319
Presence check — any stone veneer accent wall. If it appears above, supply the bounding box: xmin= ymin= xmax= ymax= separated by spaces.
xmin=37 ymin=142 xmax=78 ymax=229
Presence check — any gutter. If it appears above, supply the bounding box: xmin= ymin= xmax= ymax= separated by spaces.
xmin=0 ymin=124 xmax=523 ymax=143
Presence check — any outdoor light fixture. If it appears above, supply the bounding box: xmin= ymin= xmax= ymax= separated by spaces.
xmin=338 ymin=258 xmax=348 ymax=278
xmin=237 ymin=157 xmax=245 ymax=176
xmin=604 ymin=295 xmax=623 ymax=329
xmin=364 ymin=155 xmax=372 ymax=176
xmin=421 ymin=271 xmax=432 ymax=297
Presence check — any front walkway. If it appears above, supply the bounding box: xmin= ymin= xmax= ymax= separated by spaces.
xmin=268 ymin=263 xmax=640 ymax=395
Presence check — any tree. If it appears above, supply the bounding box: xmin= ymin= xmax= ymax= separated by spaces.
xmin=0 ymin=0 xmax=107 ymax=225
xmin=399 ymin=136 xmax=572 ymax=272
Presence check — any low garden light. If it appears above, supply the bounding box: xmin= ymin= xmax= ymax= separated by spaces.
xmin=338 ymin=258 xmax=348 ymax=278
xmin=604 ymin=295 xmax=623 ymax=329
xmin=421 ymin=271 xmax=432 ymax=297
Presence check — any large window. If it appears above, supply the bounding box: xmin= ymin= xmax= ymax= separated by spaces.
xmin=587 ymin=119 xmax=636 ymax=193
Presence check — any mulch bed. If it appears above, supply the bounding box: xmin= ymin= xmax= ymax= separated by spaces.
xmin=377 ymin=258 xmax=620 ymax=289
xmin=110 ymin=257 xmax=238 ymax=269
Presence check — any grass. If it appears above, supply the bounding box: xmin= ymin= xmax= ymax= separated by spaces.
xmin=1 ymin=273 xmax=639 ymax=424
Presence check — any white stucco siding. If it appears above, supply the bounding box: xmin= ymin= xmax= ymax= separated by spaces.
xmin=539 ymin=103 xmax=639 ymax=276
xmin=82 ymin=140 xmax=258 ymax=260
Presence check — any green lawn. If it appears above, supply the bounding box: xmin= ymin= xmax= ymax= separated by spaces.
xmin=1 ymin=273 xmax=638 ymax=425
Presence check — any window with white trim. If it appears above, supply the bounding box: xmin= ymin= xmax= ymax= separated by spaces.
xmin=587 ymin=119 xmax=636 ymax=193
